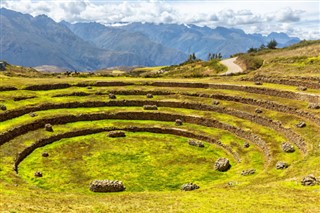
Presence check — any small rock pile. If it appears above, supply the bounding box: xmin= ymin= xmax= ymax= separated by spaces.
xmin=29 ymin=112 xmax=37 ymax=117
xmin=255 ymin=108 xmax=263 ymax=114
xmin=146 ymin=93 xmax=153 ymax=98
xmin=108 ymin=131 xmax=126 ymax=138
xmin=212 ymin=100 xmax=220 ymax=105
xmin=297 ymin=86 xmax=307 ymax=91
xmin=109 ymin=93 xmax=116 ymax=99
xmin=34 ymin=171 xmax=42 ymax=177
xmin=276 ymin=161 xmax=289 ymax=170
xmin=308 ymin=103 xmax=320 ymax=109
xmin=241 ymin=169 xmax=255 ymax=176
xmin=89 ymin=180 xmax=126 ymax=192
xmin=214 ymin=158 xmax=231 ymax=172
xmin=181 ymin=183 xmax=200 ymax=191
xmin=301 ymin=175 xmax=319 ymax=186
xmin=254 ymin=81 xmax=263 ymax=85
xmin=243 ymin=142 xmax=250 ymax=148
xmin=143 ymin=105 xmax=158 ymax=110
xmin=188 ymin=139 xmax=204 ymax=148
xmin=296 ymin=121 xmax=306 ymax=128
xmin=175 ymin=119 xmax=183 ymax=126
xmin=44 ymin=123 xmax=53 ymax=132
xmin=281 ymin=142 xmax=295 ymax=153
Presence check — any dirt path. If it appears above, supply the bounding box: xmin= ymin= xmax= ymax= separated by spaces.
xmin=220 ymin=57 xmax=243 ymax=75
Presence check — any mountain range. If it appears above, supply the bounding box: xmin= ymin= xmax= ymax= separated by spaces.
xmin=0 ymin=8 xmax=300 ymax=71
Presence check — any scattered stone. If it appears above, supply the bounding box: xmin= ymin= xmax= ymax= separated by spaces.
xmin=175 ymin=119 xmax=183 ymax=126
xmin=255 ymin=108 xmax=263 ymax=114
xmin=42 ymin=152 xmax=49 ymax=157
xmin=281 ymin=142 xmax=295 ymax=153
xmin=296 ymin=121 xmax=306 ymax=128
xmin=214 ymin=158 xmax=231 ymax=172
xmin=108 ymin=131 xmax=126 ymax=138
xmin=0 ymin=104 xmax=7 ymax=111
xmin=297 ymin=86 xmax=307 ymax=91
xmin=146 ymin=93 xmax=153 ymax=98
xmin=29 ymin=112 xmax=37 ymax=117
xmin=301 ymin=175 xmax=319 ymax=186
xmin=181 ymin=183 xmax=200 ymax=191
xmin=109 ymin=93 xmax=116 ymax=99
xmin=276 ymin=161 xmax=289 ymax=170
xmin=243 ymin=142 xmax=250 ymax=148
xmin=34 ymin=171 xmax=42 ymax=177
xmin=254 ymin=81 xmax=263 ymax=85
xmin=241 ymin=169 xmax=256 ymax=176
xmin=44 ymin=123 xmax=53 ymax=132
xmin=143 ymin=105 xmax=158 ymax=110
xmin=188 ymin=139 xmax=204 ymax=148
xmin=308 ymin=103 xmax=320 ymax=109
xmin=90 ymin=180 xmax=125 ymax=192
xmin=212 ymin=100 xmax=220 ymax=105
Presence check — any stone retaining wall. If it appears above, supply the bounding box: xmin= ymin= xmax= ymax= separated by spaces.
xmin=14 ymin=126 xmax=240 ymax=172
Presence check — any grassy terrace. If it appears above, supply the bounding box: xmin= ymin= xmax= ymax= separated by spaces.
xmin=0 ymin=73 xmax=320 ymax=212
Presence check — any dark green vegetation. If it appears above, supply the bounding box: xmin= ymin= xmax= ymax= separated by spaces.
xmin=1 ymin=41 xmax=320 ymax=212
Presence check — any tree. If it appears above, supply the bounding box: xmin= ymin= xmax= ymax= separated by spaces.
xmin=247 ymin=47 xmax=257 ymax=53
xmin=267 ymin=39 xmax=278 ymax=49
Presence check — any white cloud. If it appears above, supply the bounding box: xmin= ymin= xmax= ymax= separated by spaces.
xmin=1 ymin=0 xmax=319 ymax=39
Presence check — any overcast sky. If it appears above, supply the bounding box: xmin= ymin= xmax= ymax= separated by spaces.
xmin=1 ymin=0 xmax=319 ymax=39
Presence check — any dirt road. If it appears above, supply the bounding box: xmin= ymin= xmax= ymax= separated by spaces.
xmin=220 ymin=57 xmax=243 ymax=75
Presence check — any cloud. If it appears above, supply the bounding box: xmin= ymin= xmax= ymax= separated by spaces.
xmin=1 ymin=0 xmax=319 ymax=39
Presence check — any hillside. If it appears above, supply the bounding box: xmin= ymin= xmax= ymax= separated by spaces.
xmin=0 ymin=41 xmax=320 ymax=212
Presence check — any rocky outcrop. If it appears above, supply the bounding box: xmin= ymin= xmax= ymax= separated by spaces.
xmin=241 ymin=169 xmax=255 ymax=176
xmin=243 ymin=142 xmax=250 ymax=148
xmin=175 ymin=119 xmax=183 ymax=126
xmin=281 ymin=142 xmax=295 ymax=153
xmin=275 ymin=161 xmax=289 ymax=170
xmin=188 ymin=139 xmax=204 ymax=147
xmin=301 ymin=175 xmax=319 ymax=186
xmin=108 ymin=131 xmax=126 ymax=137
xmin=89 ymin=180 xmax=125 ymax=192
xmin=29 ymin=112 xmax=37 ymax=117
xmin=44 ymin=124 xmax=53 ymax=132
xmin=214 ymin=158 xmax=231 ymax=172
xmin=181 ymin=183 xmax=199 ymax=191
xmin=109 ymin=93 xmax=116 ymax=99
xmin=146 ymin=93 xmax=153 ymax=98
xmin=296 ymin=121 xmax=306 ymax=128
xmin=143 ymin=105 xmax=158 ymax=110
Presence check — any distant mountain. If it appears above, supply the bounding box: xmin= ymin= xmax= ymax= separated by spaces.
xmin=119 ymin=23 xmax=300 ymax=59
xmin=0 ymin=8 xmax=300 ymax=70
xmin=61 ymin=22 xmax=187 ymax=66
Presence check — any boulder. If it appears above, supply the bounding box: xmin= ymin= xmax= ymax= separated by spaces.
xmin=254 ymin=81 xmax=263 ymax=85
xmin=108 ymin=131 xmax=126 ymax=138
xmin=188 ymin=139 xmax=204 ymax=148
xmin=281 ymin=142 xmax=295 ymax=153
xmin=29 ymin=112 xmax=37 ymax=117
xmin=44 ymin=123 xmax=53 ymax=132
xmin=34 ymin=171 xmax=42 ymax=177
xmin=243 ymin=142 xmax=250 ymax=148
xmin=42 ymin=152 xmax=49 ymax=157
xmin=109 ymin=93 xmax=116 ymax=99
xmin=89 ymin=180 xmax=125 ymax=192
xmin=143 ymin=105 xmax=158 ymax=110
xmin=175 ymin=119 xmax=183 ymax=126
xmin=87 ymin=86 xmax=92 ymax=89
xmin=146 ymin=93 xmax=153 ymax=98
xmin=181 ymin=183 xmax=200 ymax=191
xmin=212 ymin=100 xmax=220 ymax=105
xmin=241 ymin=169 xmax=255 ymax=176
xmin=0 ymin=105 xmax=7 ymax=111
xmin=301 ymin=175 xmax=319 ymax=186
xmin=255 ymin=108 xmax=263 ymax=114
xmin=276 ymin=161 xmax=289 ymax=170
xmin=214 ymin=158 xmax=231 ymax=172
xmin=308 ymin=103 xmax=320 ymax=109
xmin=297 ymin=86 xmax=307 ymax=91
xmin=296 ymin=121 xmax=306 ymax=128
